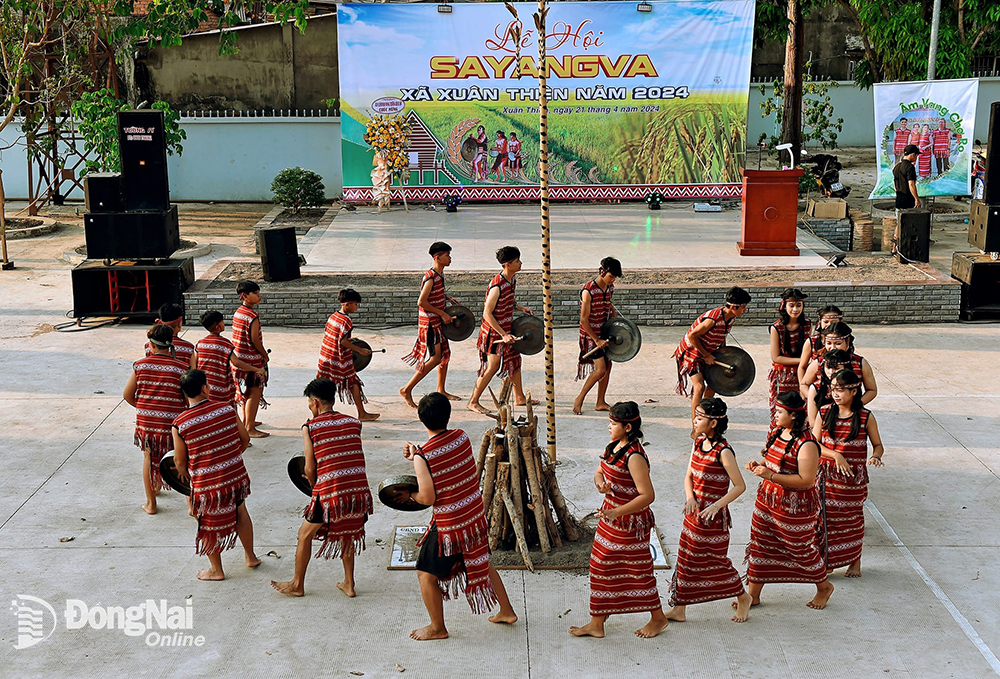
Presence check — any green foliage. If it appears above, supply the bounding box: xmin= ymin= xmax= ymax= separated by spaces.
xmin=322 ymin=98 xmax=341 ymax=114
xmin=271 ymin=167 xmax=326 ymax=213
xmin=71 ymin=89 xmax=186 ymax=175
xmin=757 ymin=70 xmax=844 ymax=151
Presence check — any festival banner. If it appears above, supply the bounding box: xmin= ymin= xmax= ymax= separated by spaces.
xmin=870 ymin=78 xmax=979 ymax=199
xmin=338 ymin=1 xmax=755 ymax=202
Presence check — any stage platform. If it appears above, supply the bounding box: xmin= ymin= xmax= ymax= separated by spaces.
xmin=302 ymin=203 xmax=832 ymax=273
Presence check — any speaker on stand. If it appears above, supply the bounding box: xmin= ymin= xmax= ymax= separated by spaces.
xmin=897 ymin=209 xmax=931 ymax=263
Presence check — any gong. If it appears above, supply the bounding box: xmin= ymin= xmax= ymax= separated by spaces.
xmin=378 ymin=475 xmax=430 ymax=512
xmin=703 ymin=346 xmax=756 ymax=397
xmin=351 ymin=339 xmax=385 ymax=373
xmin=287 ymin=456 xmax=313 ymax=496
xmin=600 ymin=317 xmax=642 ymax=363
xmin=510 ymin=315 xmax=545 ymax=355
xmin=461 ymin=138 xmax=478 ymax=162
xmin=159 ymin=455 xmax=191 ymax=496
xmin=442 ymin=305 xmax=476 ymax=342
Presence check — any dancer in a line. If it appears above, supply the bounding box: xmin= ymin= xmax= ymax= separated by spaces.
xmin=801 ymin=321 xmax=877 ymax=409
xmin=665 ymin=398 xmax=752 ymax=623
xmin=271 ymin=379 xmax=373 ymax=597
xmin=145 ymin=303 xmax=197 ymax=368
xmin=172 ymin=369 xmax=259 ymax=581
xmin=232 ymin=281 xmax=270 ymax=438
xmin=401 ymin=242 xmax=459 ymax=408
xmin=472 ymin=125 xmax=489 ymax=182
xmin=508 ymin=132 xmax=524 ymax=178
xmin=573 ymin=256 xmax=622 ymax=415
xmin=196 ymin=310 xmax=265 ymax=409
xmin=745 ymin=391 xmax=834 ymax=610
xmin=767 ymin=288 xmax=811 ymax=424
xmin=317 ymin=288 xmax=379 ymax=421
xmin=570 ymin=401 xmax=670 ymax=639
xmin=813 ymin=370 xmax=884 ymax=578
xmin=673 ymin=286 xmax=752 ymax=419
xmin=403 ymin=393 xmax=518 ymax=640
xmin=123 ymin=324 xmax=188 ymax=514
xmin=468 ymin=246 xmax=535 ymax=416
xmin=797 ymin=304 xmax=843 ymax=399
xmin=806 ymin=348 xmax=854 ymax=427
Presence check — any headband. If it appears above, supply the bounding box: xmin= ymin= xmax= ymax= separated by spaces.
xmin=148 ymin=336 xmax=176 ymax=358
xmin=776 ymin=402 xmax=806 ymax=412
xmin=610 ymin=414 xmax=641 ymax=423
xmin=694 ymin=408 xmax=725 ymax=419
xmin=824 ymin=334 xmax=851 ymax=341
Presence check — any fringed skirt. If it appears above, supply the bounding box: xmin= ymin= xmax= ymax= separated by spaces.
xmin=589 ymin=518 xmax=660 ymax=616
xmin=668 ymin=513 xmax=744 ymax=606
xmin=402 ymin=321 xmax=450 ymax=373
xmin=305 ymin=495 xmax=370 ymax=560
xmin=316 ymin=363 xmax=366 ymax=405
xmin=193 ymin=482 xmax=251 ymax=556
xmin=134 ymin=428 xmax=174 ymax=492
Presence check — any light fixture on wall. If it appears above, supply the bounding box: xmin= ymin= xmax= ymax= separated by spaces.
xmin=438 ymin=4 xmax=453 ymax=13
xmin=637 ymin=2 xmax=653 ymax=12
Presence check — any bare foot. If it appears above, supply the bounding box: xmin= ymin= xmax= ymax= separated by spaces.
xmin=569 ymin=620 xmax=605 ymax=638
xmin=410 ymin=624 xmax=449 ymax=640
xmin=731 ymin=592 xmax=752 ymax=623
xmin=732 ymin=596 xmax=761 ymax=608
xmin=845 ymin=560 xmax=862 ymax=578
xmin=664 ymin=607 xmax=686 ymax=622
xmin=141 ymin=503 xmax=157 ymax=515
xmin=489 ymin=610 xmax=517 ymax=624
xmin=807 ymin=581 xmax=834 ymax=610
xmin=246 ymin=555 xmax=261 ymax=568
xmin=441 ymin=392 xmax=462 ymax=401
xmin=400 ymin=388 xmax=418 ymax=409
xmin=635 ymin=615 xmax=669 ymax=638
xmin=467 ymin=402 xmax=494 ymax=417
xmin=197 ymin=568 xmax=225 ymax=581
xmin=248 ymin=429 xmax=270 ymax=438
xmin=515 ymin=398 xmax=540 ymax=406
xmin=358 ymin=412 xmax=381 ymax=422
xmin=572 ymin=399 xmax=584 ymax=415
xmin=594 ymin=402 xmax=611 ymax=412
xmin=270 ymin=580 xmax=303 ymax=596
xmin=337 ymin=581 xmax=356 ymax=598
xmin=253 ymin=421 xmax=262 ymax=427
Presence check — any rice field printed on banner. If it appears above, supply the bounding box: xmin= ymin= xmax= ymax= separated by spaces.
xmin=338 ymin=1 xmax=755 ymax=199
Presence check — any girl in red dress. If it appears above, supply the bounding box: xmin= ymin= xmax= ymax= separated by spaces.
xmin=805 ymin=348 xmax=853 ymax=426
xmin=666 ymin=398 xmax=753 ymax=623
xmin=797 ymin=304 xmax=842 ymax=399
xmin=768 ymin=288 xmax=811 ymax=424
xmin=812 ymin=370 xmax=884 ymax=578
xmin=570 ymin=402 xmax=670 ymax=639
xmin=745 ymin=391 xmax=834 ymax=610
xmin=801 ymin=321 xmax=877 ymax=417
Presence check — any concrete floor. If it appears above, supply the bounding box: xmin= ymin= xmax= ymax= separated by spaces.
xmin=2 ymin=210 xmax=1000 ymax=678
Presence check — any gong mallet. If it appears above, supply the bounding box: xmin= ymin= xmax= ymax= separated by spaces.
xmin=581 ymin=341 xmax=610 ymax=360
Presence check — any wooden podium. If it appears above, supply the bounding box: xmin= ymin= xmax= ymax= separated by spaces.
xmin=737 ymin=168 xmax=802 ymax=256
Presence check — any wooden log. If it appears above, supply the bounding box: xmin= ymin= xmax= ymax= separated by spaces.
xmin=542 ymin=458 xmax=580 ymax=542
xmin=520 ymin=435 xmax=551 ymax=552
xmin=481 ymin=452 xmax=498 ymax=511
xmin=476 ymin=429 xmax=492 ymax=477
xmin=501 ymin=487 xmax=535 ymax=571
xmin=488 ymin=463 xmax=510 ymax=551
xmin=529 ymin=445 xmax=562 ymax=547
xmin=487 ymin=386 xmax=502 ymax=412
xmin=505 ymin=421 xmax=523 ymax=526
xmin=498 ymin=377 xmax=513 ymax=405
xmin=524 ymin=392 xmax=534 ymax=430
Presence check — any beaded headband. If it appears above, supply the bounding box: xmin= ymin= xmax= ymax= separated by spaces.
xmin=694 ymin=408 xmax=725 ymax=419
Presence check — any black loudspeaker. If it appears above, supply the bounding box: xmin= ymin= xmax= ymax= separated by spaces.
xmin=71 ymin=257 xmax=194 ymax=319
xmin=969 ymin=200 xmax=1000 ymax=253
xmin=952 ymin=252 xmax=1000 ymax=320
xmin=118 ymin=110 xmax=170 ymax=212
xmin=84 ymin=173 xmax=123 ymax=213
xmin=897 ymin=209 xmax=931 ymax=263
xmin=259 ymin=226 xmax=301 ymax=282
xmin=84 ymin=206 xmax=180 ymax=261
xmin=984 ymin=102 xmax=1000 ymax=205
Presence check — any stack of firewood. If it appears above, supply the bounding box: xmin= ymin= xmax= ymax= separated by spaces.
xmin=476 ymin=381 xmax=579 ymax=571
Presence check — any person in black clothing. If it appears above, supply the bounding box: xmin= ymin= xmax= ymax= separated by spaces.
xmin=892 ymin=144 xmax=921 ymax=210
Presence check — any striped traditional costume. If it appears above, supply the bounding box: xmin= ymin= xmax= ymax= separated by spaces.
xmin=303 ymin=410 xmax=373 ymax=559
xmin=231 ymin=304 xmax=267 ymax=406
xmin=173 ymin=400 xmax=251 ymax=555
xmin=133 ymin=354 xmax=188 ymax=491
xmin=589 ymin=441 xmax=661 ymax=616
xmin=669 ymin=436 xmax=745 ymax=606
xmin=745 ymin=431 xmax=827 ymax=584
xmin=196 ymin=334 xmax=237 ymax=407
xmin=317 ymin=311 xmax=366 ymax=404
xmin=476 ymin=273 xmax=520 ymax=379
xmin=415 ymin=429 xmax=498 ymax=614
xmin=403 ymin=269 xmax=450 ymax=372
xmin=673 ymin=307 xmax=733 ymax=396
xmin=577 ymin=279 xmax=614 ymax=380
xmin=818 ymin=406 xmax=871 ymax=570
xmin=768 ymin=318 xmax=812 ymax=421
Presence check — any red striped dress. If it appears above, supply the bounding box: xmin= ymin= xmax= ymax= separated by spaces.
xmin=303 ymin=410 xmax=373 ymax=559
xmin=932 ymin=127 xmax=951 ymax=158
xmin=745 ymin=431 xmax=827 ymax=584
xmin=918 ymin=134 xmax=933 ymax=177
xmin=416 ymin=429 xmax=498 ymax=614
xmin=231 ymin=304 xmax=267 ymax=405
xmin=173 ymin=400 xmax=250 ymax=555
xmin=577 ymin=279 xmax=614 ymax=380
xmin=145 ymin=336 xmax=194 ymax=365
xmin=317 ymin=311 xmax=365 ymax=404
xmin=402 ymin=269 xmax=450 ymax=372
xmin=818 ymin=406 xmax=870 ymax=570
xmin=476 ymin=273 xmax=521 ymax=379
xmin=589 ymin=441 xmax=660 ymax=616
xmin=669 ymin=436 xmax=745 ymax=606
xmin=133 ymin=354 xmax=188 ymax=491
xmin=768 ymin=318 xmax=811 ymax=421
xmin=196 ymin=334 xmax=237 ymax=407
xmin=673 ymin=307 xmax=732 ymax=396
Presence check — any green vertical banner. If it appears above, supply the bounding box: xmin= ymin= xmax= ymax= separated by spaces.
xmin=338 ymin=1 xmax=755 ymax=202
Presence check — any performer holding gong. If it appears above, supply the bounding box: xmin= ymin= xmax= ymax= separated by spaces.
xmin=317 ymin=288 xmax=380 ymax=421
xmin=403 ymin=393 xmax=518 ymax=640
xmin=271 ymin=379 xmax=373 ymax=598
xmin=573 ymin=256 xmax=622 ymax=415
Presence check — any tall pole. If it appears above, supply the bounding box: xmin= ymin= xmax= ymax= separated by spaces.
xmin=927 ymin=0 xmax=942 ymax=80
xmin=533 ymin=0 xmax=556 ymax=463
xmin=0 ymin=169 xmax=10 ymax=270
